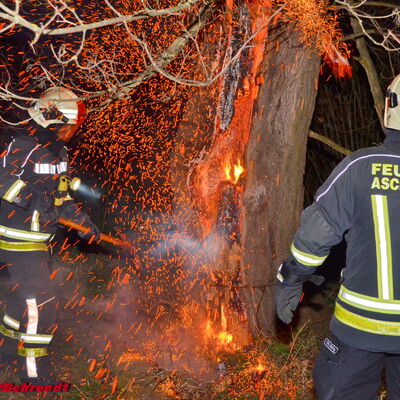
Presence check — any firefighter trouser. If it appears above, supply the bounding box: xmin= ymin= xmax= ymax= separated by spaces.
xmin=0 ymin=249 xmax=56 ymax=381
xmin=313 ymin=333 xmax=400 ymax=400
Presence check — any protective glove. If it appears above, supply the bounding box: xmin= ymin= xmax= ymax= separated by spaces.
xmin=275 ymin=260 xmax=325 ymax=324
xmin=77 ymin=216 xmax=101 ymax=242
xmin=36 ymin=198 xmax=59 ymax=229
xmin=12 ymin=185 xmax=35 ymax=209
xmin=275 ymin=282 xmax=303 ymax=324
xmin=60 ymin=202 xmax=101 ymax=242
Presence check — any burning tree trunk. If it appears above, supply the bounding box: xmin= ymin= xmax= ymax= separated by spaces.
xmin=170 ymin=2 xmax=271 ymax=345
xmin=171 ymin=6 xmax=320 ymax=341
xmin=242 ymin=25 xmax=320 ymax=336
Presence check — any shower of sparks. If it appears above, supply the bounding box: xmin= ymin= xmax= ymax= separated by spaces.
xmin=0 ymin=0 xmax=347 ymax=397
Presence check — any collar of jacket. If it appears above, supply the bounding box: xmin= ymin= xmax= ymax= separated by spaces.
xmin=383 ymin=129 xmax=400 ymax=153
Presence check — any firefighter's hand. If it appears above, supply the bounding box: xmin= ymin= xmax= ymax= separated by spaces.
xmin=36 ymin=195 xmax=59 ymax=228
xmin=12 ymin=186 xmax=35 ymax=209
xmin=275 ymin=282 xmax=303 ymax=324
xmin=77 ymin=218 xmax=101 ymax=242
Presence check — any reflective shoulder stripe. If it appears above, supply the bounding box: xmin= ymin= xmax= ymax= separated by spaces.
xmin=3 ymin=314 xmax=20 ymax=330
xmin=316 ymin=153 xmax=400 ymax=202
xmin=3 ymin=179 xmax=26 ymax=202
xmin=18 ymin=347 xmax=48 ymax=358
xmin=0 ymin=224 xmax=51 ymax=242
xmin=2 ymin=140 xmax=15 ymax=167
xmin=21 ymin=145 xmax=41 ymax=168
xmin=290 ymin=243 xmax=327 ymax=266
xmin=0 ymin=240 xmax=47 ymax=252
xmin=335 ymin=302 xmax=400 ymax=336
xmin=339 ymin=286 xmax=400 ymax=314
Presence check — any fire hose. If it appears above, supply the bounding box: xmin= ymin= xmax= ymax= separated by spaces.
xmin=58 ymin=217 xmax=129 ymax=248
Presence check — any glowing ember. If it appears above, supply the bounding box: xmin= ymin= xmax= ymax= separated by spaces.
xmin=255 ymin=362 xmax=266 ymax=373
xmin=224 ymin=161 xmax=232 ymax=182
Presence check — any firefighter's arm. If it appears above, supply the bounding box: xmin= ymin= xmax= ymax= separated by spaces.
xmin=276 ymin=155 xmax=354 ymax=324
xmin=0 ymin=140 xmax=39 ymax=207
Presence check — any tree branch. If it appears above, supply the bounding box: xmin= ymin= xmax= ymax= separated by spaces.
xmin=343 ymin=29 xmax=375 ymax=41
xmin=92 ymin=1 xmax=214 ymax=109
xmin=351 ymin=1 xmax=399 ymax=8
xmin=308 ymin=130 xmax=352 ymax=156
xmin=0 ymin=0 xmax=200 ymax=36
xmin=350 ymin=16 xmax=385 ymax=130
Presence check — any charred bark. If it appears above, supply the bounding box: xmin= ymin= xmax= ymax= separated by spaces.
xmin=242 ymin=26 xmax=320 ymax=336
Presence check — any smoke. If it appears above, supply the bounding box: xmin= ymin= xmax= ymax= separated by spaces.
xmin=58 ymin=210 xmax=231 ymax=383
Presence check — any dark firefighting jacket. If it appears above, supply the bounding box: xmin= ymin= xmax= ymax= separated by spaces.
xmin=283 ymin=131 xmax=400 ymax=353
xmin=0 ymin=134 xmax=89 ymax=251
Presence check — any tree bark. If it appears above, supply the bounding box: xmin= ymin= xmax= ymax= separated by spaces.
xmin=242 ymin=26 xmax=320 ymax=336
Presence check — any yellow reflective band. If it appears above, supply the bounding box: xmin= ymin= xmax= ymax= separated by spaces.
xmin=20 ymin=333 xmax=53 ymax=344
xmin=0 ymin=240 xmax=47 ymax=252
xmin=3 ymin=180 xmax=26 ymax=202
xmin=0 ymin=323 xmax=20 ymax=340
xmin=3 ymin=314 xmax=20 ymax=330
xmin=339 ymin=285 xmax=400 ymax=314
xmin=290 ymin=243 xmax=327 ymax=266
xmin=371 ymin=195 xmax=394 ymax=300
xmin=31 ymin=210 xmax=40 ymax=232
xmin=18 ymin=347 xmax=48 ymax=358
xmin=335 ymin=303 xmax=400 ymax=336
xmin=0 ymin=224 xmax=51 ymax=242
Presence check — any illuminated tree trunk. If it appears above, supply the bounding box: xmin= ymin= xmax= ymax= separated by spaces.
xmin=242 ymin=26 xmax=320 ymax=336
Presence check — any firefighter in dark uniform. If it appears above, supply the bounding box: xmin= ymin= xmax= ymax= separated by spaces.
xmin=0 ymin=87 xmax=100 ymax=383
xmin=275 ymin=74 xmax=400 ymax=400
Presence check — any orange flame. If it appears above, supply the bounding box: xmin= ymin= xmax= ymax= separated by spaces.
xmin=224 ymin=159 xmax=244 ymax=184
xmin=233 ymin=160 xmax=244 ymax=184
xmin=218 ymin=331 xmax=233 ymax=346
xmin=255 ymin=362 xmax=266 ymax=373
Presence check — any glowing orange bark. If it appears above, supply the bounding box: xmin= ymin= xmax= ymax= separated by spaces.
xmin=189 ymin=2 xmax=271 ymax=239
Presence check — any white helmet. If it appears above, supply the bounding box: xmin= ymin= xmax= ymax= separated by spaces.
xmin=384 ymin=75 xmax=400 ymax=131
xmin=28 ymin=87 xmax=86 ymax=142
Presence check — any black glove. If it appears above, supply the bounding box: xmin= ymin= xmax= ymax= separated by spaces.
xmin=77 ymin=216 xmax=101 ymax=242
xmin=36 ymin=198 xmax=59 ymax=230
xmin=12 ymin=186 xmax=35 ymax=209
xmin=275 ymin=282 xmax=303 ymax=324
xmin=60 ymin=202 xmax=101 ymax=242
xmin=275 ymin=260 xmax=325 ymax=324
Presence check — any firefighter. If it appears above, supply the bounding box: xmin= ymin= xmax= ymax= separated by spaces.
xmin=0 ymin=87 xmax=100 ymax=383
xmin=275 ymin=74 xmax=400 ymax=400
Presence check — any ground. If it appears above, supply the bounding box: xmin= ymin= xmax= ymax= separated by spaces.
xmin=0 ymin=249 xmax=388 ymax=399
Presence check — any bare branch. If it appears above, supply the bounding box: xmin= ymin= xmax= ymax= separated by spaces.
xmin=350 ymin=15 xmax=385 ymax=129
xmin=334 ymin=0 xmax=400 ymax=51
xmin=0 ymin=0 xmax=200 ymax=36
xmin=350 ymin=1 xmax=399 ymax=8
xmin=308 ymin=130 xmax=352 ymax=156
